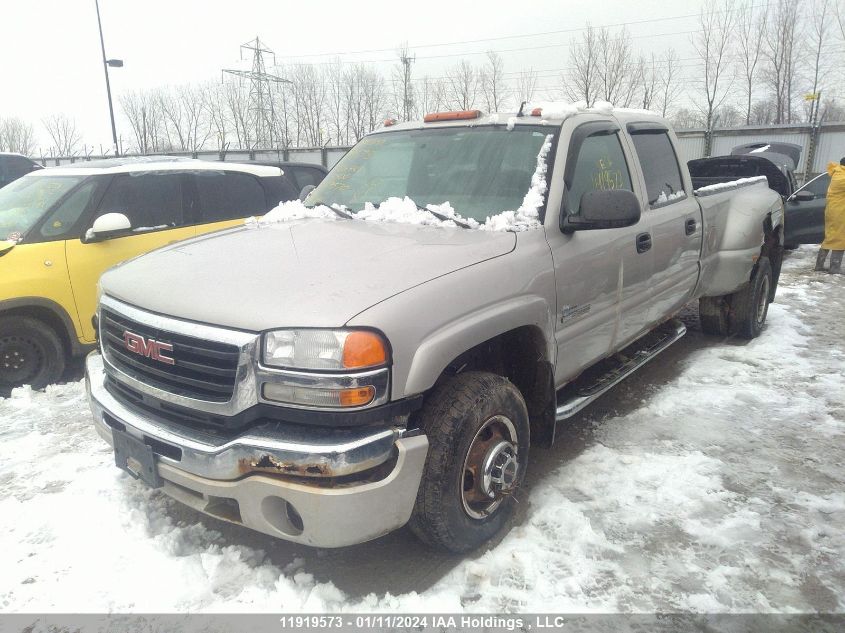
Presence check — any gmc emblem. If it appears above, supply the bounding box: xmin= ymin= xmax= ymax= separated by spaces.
xmin=123 ymin=330 xmax=175 ymax=365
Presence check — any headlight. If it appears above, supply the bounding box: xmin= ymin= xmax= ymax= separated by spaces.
xmin=263 ymin=329 xmax=388 ymax=371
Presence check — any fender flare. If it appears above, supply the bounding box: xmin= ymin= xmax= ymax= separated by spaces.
xmin=400 ymin=295 xmax=555 ymax=398
xmin=0 ymin=297 xmax=89 ymax=356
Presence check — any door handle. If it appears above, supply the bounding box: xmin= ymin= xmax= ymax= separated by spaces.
xmin=685 ymin=218 xmax=697 ymax=235
xmin=636 ymin=232 xmax=652 ymax=253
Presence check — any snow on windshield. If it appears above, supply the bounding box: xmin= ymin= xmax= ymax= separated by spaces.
xmin=247 ymin=134 xmax=554 ymax=233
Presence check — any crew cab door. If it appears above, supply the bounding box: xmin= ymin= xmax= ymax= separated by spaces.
xmin=785 ymin=173 xmax=829 ymax=245
xmin=65 ymin=171 xmax=196 ymax=343
xmin=627 ymin=124 xmax=702 ymax=324
xmin=546 ymin=121 xmax=652 ymax=385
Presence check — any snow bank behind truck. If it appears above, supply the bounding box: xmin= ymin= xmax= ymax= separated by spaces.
xmin=86 ymin=104 xmax=784 ymax=552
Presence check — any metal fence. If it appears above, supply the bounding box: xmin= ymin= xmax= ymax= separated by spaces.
xmin=37 ymin=122 xmax=845 ymax=178
xmin=37 ymin=146 xmax=351 ymax=169
xmin=675 ymin=122 xmax=845 ymax=177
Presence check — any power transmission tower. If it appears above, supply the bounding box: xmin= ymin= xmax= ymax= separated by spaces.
xmin=222 ymin=37 xmax=291 ymax=149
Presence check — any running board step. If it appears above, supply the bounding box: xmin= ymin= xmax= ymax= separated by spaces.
xmin=555 ymin=319 xmax=687 ymax=421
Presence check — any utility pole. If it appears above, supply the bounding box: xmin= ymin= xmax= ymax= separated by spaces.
xmin=398 ymin=46 xmax=415 ymax=121
xmin=95 ymin=0 xmax=122 ymax=156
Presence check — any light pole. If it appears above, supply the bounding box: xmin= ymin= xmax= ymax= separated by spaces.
xmin=95 ymin=0 xmax=122 ymax=156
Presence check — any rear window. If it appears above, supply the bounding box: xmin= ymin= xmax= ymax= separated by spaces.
xmin=630 ymin=131 xmax=685 ymax=207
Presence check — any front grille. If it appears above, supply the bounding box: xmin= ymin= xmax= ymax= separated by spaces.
xmin=101 ymin=307 xmax=240 ymax=402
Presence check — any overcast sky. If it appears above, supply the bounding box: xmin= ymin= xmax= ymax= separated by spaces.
xmin=1 ymin=0 xmax=709 ymax=152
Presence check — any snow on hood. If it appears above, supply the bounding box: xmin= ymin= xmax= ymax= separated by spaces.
xmin=248 ymin=135 xmax=554 ymax=233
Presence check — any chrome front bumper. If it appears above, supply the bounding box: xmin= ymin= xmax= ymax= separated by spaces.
xmin=86 ymin=352 xmax=429 ymax=547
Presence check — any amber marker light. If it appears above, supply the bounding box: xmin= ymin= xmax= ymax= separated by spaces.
xmin=339 ymin=386 xmax=376 ymax=407
xmin=342 ymin=331 xmax=388 ymax=369
xmin=423 ymin=110 xmax=482 ymax=123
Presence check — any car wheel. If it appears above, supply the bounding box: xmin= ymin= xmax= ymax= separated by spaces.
xmin=0 ymin=316 xmax=66 ymax=396
xmin=730 ymin=256 xmax=773 ymax=339
xmin=408 ymin=371 xmax=530 ymax=553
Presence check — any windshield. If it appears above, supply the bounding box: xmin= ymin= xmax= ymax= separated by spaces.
xmin=0 ymin=175 xmax=85 ymax=241
xmin=308 ymin=126 xmax=554 ymax=222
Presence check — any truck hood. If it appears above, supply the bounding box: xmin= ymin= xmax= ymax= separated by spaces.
xmin=101 ymin=219 xmax=516 ymax=331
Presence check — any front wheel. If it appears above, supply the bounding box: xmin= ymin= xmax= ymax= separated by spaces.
xmin=408 ymin=371 xmax=530 ymax=553
xmin=0 ymin=316 xmax=66 ymax=396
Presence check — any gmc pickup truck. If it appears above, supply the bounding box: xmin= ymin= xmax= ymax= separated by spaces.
xmin=85 ymin=105 xmax=784 ymax=552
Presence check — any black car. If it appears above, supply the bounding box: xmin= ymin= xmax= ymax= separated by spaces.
xmin=783 ymin=172 xmax=829 ymax=247
xmin=688 ymin=142 xmax=827 ymax=247
xmin=0 ymin=153 xmax=42 ymax=189
xmin=251 ymin=161 xmax=328 ymax=196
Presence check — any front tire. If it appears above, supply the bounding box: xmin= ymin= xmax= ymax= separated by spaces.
xmin=408 ymin=371 xmax=530 ymax=553
xmin=0 ymin=316 xmax=66 ymax=396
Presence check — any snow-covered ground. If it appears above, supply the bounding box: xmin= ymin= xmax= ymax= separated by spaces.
xmin=1 ymin=246 xmax=843 ymax=613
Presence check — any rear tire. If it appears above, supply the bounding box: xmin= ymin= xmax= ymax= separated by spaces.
xmin=0 ymin=316 xmax=66 ymax=396
xmin=408 ymin=371 xmax=530 ymax=553
xmin=698 ymin=257 xmax=773 ymax=340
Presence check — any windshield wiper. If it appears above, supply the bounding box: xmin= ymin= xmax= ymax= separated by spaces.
xmin=328 ymin=205 xmax=354 ymax=220
xmin=425 ymin=207 xmax=473 ymax=229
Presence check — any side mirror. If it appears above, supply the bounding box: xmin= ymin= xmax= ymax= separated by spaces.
xmin=790 ymin=190 xmax=814 ymax=203
xmin=562 ymin=189 xmax=641 ymax=233
xmin=299 ymin=184 xmax=316 ymax=202
xmin=84 ymin=213 xmax=132 ymax=242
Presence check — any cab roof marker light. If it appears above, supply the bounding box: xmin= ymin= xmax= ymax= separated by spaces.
xmin=423 ymin=110 xmax=483 ymax=123
xmin=530 ymin=108 xmax=543 ymax=117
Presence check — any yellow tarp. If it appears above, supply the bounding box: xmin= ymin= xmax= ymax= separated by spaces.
xmin=822 ymin=162 xmax=845 ymax=250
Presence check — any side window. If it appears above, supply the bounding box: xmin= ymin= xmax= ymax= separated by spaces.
xmin=567 ymin=133 xmax=633 ymax=214
xmin=630 ymin=131 xmax=686 ymax=208
xmin=96 ymin=173 xmax=184 ymax=231
xmin=194 ymin=171 xmax=267 ymax=223
xmin=805 ymin=174 xmax=830 ymax=198
xmin=40 ymin=180 xmax=99 ymax=238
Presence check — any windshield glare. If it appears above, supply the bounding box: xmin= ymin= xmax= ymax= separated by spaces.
xmin=308 ymin=126 xmax=553 ymax=222
xmin=0 ymin=175 xmax=84 ymax=241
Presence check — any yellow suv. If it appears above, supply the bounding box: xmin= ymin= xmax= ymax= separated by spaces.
xmin=0 ymin=158 xmax=302 ymax=394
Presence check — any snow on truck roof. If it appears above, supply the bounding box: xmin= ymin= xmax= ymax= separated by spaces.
xmin=32 ymin=157 xmax=282 ymax=178
xmin=375 ymin=100 xmax=664 ymax=133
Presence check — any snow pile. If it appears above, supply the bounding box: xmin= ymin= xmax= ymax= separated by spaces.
xmin=247 ymin=134 xmax=554 ymax=233
xmin=245 ymin=199 xmax=339 ymax=227
xmin=480 ymin=133 xmax=553 ymax=232
xmin=694 ymin=175 xmax=768 ymax=195
xmin=523 ymin=100 xmax=658 ymax=120
xmin=750 ymin=144 xmax=771 ymax=153
xmin=654 ymin=190 xmax=687 ymax=205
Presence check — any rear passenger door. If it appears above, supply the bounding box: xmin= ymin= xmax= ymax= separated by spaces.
xmin=65 ymin=171 xmax=196 ymax=342
xmin=627 ymin=124 xmax=702 ymax=324
xmin=192 ymin=170 xmax=270 ymax=233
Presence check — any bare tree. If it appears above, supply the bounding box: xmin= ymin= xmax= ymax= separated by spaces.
xmin=672 ymin=107 xmax=705 ymax=129
xmin=417 ymin=75 xmax=447 ymax=118
xmin=657 ymin=49 xmax=683 ymax=117
xmin=202 ymin=83 xmax=230 ymax=152
xmin=639 ymin=54 xmax=659 ymax=110
xmin=326 ymin=60 xmax=348 ymax=145
xmin=805 ymin=0 xmax=831 ymax=123
xmin=446 ymin=60 xmax=479 ymax=110
xmin=764 ymin=0 xmax=801 ymax=123
xmin=480 ymin=51 xmax=509 ymax=112
xmin=691 ymin=0 xmax=736 ymax=150
xmin=290 ymin=64 xmax=328 ymax=146
xmin=736 ymin=1 xmax=768 ymax=124
xmin=222 ymin=80 xmax=251 ymax=149
xmin=564 ymin=25 xmax=599 ymax=105
xmin=515 ymin=69 xmax=538 ymax=105
xmin=42 ymin=114 xmax=82 ymax=156
xmin=595 ymin=27 xmax=640 ymax=106
xmin=0 ymin=117 xmax=37 ymax=155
